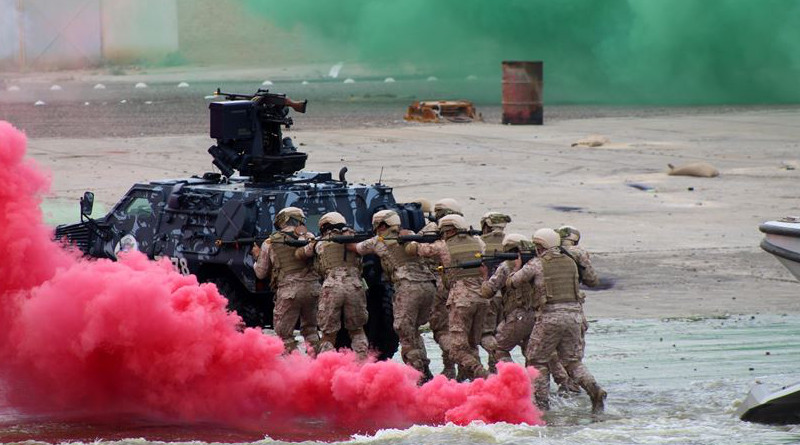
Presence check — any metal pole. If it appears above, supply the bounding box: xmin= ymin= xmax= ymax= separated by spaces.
xmin=17 ymin=0 xmax=26 ymax=69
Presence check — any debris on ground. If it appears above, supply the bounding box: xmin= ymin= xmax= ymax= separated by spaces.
xmin=571 ymin=135 xmax=610 ymax=147
xmin=626 ymin=182 xmax=655 ymax=191
xmin=667 ymin=162 xmax=720 ymax=178
xmin=404 ymin=100 xmax=482 ymax=123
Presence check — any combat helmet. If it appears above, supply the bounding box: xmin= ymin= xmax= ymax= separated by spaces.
xmin=502 ymin=233 xmax=528 ymax=252
xmin=532 ymin=228 xmax=561 ymax=250
xmin=481 ymin=212 xmax=512 ymax=230
xmin=410 ymin=198 xmax=433 ymax=214
xmin=438 ymin=214 xmax=469 ymax=233
xmin=372 ymin=209 xmax=401 ymax=231
xmin=557 ymin=225 xmax=581 ymax=246
xmin=274 ymin=207 xmax=306 ymax=229
xmin=319 ymin=212 xmax=347 ymax=233
xmin=433 ymin=198 xmax=462 ymax=220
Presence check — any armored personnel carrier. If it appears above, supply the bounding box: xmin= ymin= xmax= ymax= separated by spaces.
xmin=55 ymin=88 xmax=428 ymax=359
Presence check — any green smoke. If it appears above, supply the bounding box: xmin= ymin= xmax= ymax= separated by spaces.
xmin=243 ymin=0 xmax=800 ymax=105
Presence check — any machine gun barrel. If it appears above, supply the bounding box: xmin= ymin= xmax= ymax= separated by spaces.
xmin=214 ymin=88 xmax=307 ymax=113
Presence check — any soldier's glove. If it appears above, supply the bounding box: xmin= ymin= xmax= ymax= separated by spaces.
xmin=405 ymin=241 xmax=419 ymax=256
xmin=251 ymin=244 xmax=261 ymax=258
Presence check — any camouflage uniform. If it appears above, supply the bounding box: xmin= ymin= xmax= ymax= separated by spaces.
xmin=356 ymin=233 xmax=436 ymax=376
xmin=254 ymin=230 xmax=320 ymax=354
xmin=420 ymin=220 xmax=457 ymax=378
xmin=481 ymin=260 xmax=539 ymax=362
xmin=480 ymin=229 xmax=506 ymax=372
xmin=417 ymin=235 xmax=488 ymax=379
xmin=508 ymin=247 xmax=605 ymax=412
xmin=299 ymin=234 xmax=368 ymax=358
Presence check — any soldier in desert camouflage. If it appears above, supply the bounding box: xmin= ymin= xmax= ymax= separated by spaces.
xmin=353 ymin=210 xmax=436 ymax=381
xmin=507 ymin=228 xmax=606 ymax=413
xmin=252 ymin=207 xmax=320 ymax=354
xmin=478 ymin=211 xmax=512 ymax=373
xmin=419 ymin=198 xmax=462 ymax=379
xmin=408 ymin=213 xmax=489 ymax=379
xmin=297 ymin=212 xmax=369 ymax=358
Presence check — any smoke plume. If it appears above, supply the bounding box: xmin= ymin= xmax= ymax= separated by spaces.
xmin=0 ymin=120 xmax=542 ymax=436
xmin=242 ymin=0 xmax=800 ymax=104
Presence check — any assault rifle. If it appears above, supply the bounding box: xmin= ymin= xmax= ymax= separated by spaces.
xmin=379 ymin=233 xmax=440 ymax=244
xmin=438 ymin=251 xmax=537 ymax=274
xmin=215 ymin=232 xmax=373 ymax=249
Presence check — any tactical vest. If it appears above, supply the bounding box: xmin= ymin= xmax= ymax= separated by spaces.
xmin=268 ymin=232 xmax=310 ymax=284
xmin=501 ymin=260 xmax=535 ymax=313
xmin=317 ymin=240 xmax=360 ymax=275
xmin=541 ymin=252 xmax=580 ymax=304
xmin=445 ymin=234 xmax=483 ymax=281
xmin=481 ymin=230 xmax=505 ymax=257
xmin=381 ymin=240 xmax=423 ymax=278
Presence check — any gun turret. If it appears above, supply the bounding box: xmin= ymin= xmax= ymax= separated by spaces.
xmin=207 ymin=88 xmax=309 ymax=183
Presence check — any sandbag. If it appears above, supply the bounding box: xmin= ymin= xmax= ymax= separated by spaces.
xmin=667 ymin=162 xmax=720 ymax=178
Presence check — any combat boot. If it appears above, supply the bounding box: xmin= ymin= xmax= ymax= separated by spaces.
xmin=557 ymin=379 xmax=582 ymax=395
xmin=487 ymin=355 xmax=498 ymax=374
xmin=456 ymin=366 xmax=471 ymax=382
xmin=418 ymin=365 xmax=434 ymax=385
xmin=588 ymin=384 xmax=607 ymax=414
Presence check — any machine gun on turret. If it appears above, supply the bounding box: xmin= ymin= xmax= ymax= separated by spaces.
xmin=207 ymin=88 xmax=309 ymax=183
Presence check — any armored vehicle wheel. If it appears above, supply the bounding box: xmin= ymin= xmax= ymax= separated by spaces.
xmin=205 ymin=275 xmax=270 ymax=328
xmin=362 ymin=257 xmax=399 ymax=360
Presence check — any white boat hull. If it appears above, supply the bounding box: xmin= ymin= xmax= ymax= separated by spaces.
xmin=759 ymin=220 xmax=800 ymax=282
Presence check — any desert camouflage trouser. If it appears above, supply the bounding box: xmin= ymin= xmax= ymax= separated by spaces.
xmin=318 ymin=276 xmax=369 ymax=359
xmin=430 ymin=279 xmax=456 ymax=378
xmin=494 ymin=308 xmax=535 ymax=362
xmin=274 ymin=280 xmax=321 ymax=354
xmin=393 ymin=279 xmax=435 ymax=374
xmin=525 ymin=305 xmax=601 ymax=410
xmin=448 ymin=280 xmax=488 ymax=379
xmin=480 ymin=294 xmax=503 ymax=371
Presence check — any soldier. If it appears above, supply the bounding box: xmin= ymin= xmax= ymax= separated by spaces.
xmin=408 ymin=214 xmax=489 ymax=379
xmin=353 ymin=210 xmax=436 ymax=381
xmin=422 ymin=198 xmax=463 ymax=379
xmin=297 ymin=212 xmax=369 ymax=359
xmin=478 ymin=211 xmax=512 ymax=373
xmin=557 ymin=225 xmax=600 ymax=288
xmin=251 ymin=207 xmax=320 ymax=354
xmin=507 ymin=228 xmax=606 ymax=414
xmin=480 ymin=233 xmax=539 ymax=363
xmin=554 ymin=225 xmax=601 ymax=394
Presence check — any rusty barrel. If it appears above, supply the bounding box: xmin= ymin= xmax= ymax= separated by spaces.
xmin=502 ymin=61 xmax=543 ymax=125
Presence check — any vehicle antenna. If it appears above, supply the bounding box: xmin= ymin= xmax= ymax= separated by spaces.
xmin=378 ymin=166 xmax=384 ymax=184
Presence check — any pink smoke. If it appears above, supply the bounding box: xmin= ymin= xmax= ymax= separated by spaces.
xmin=0 ymin=120 xmax=542 ymax=435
